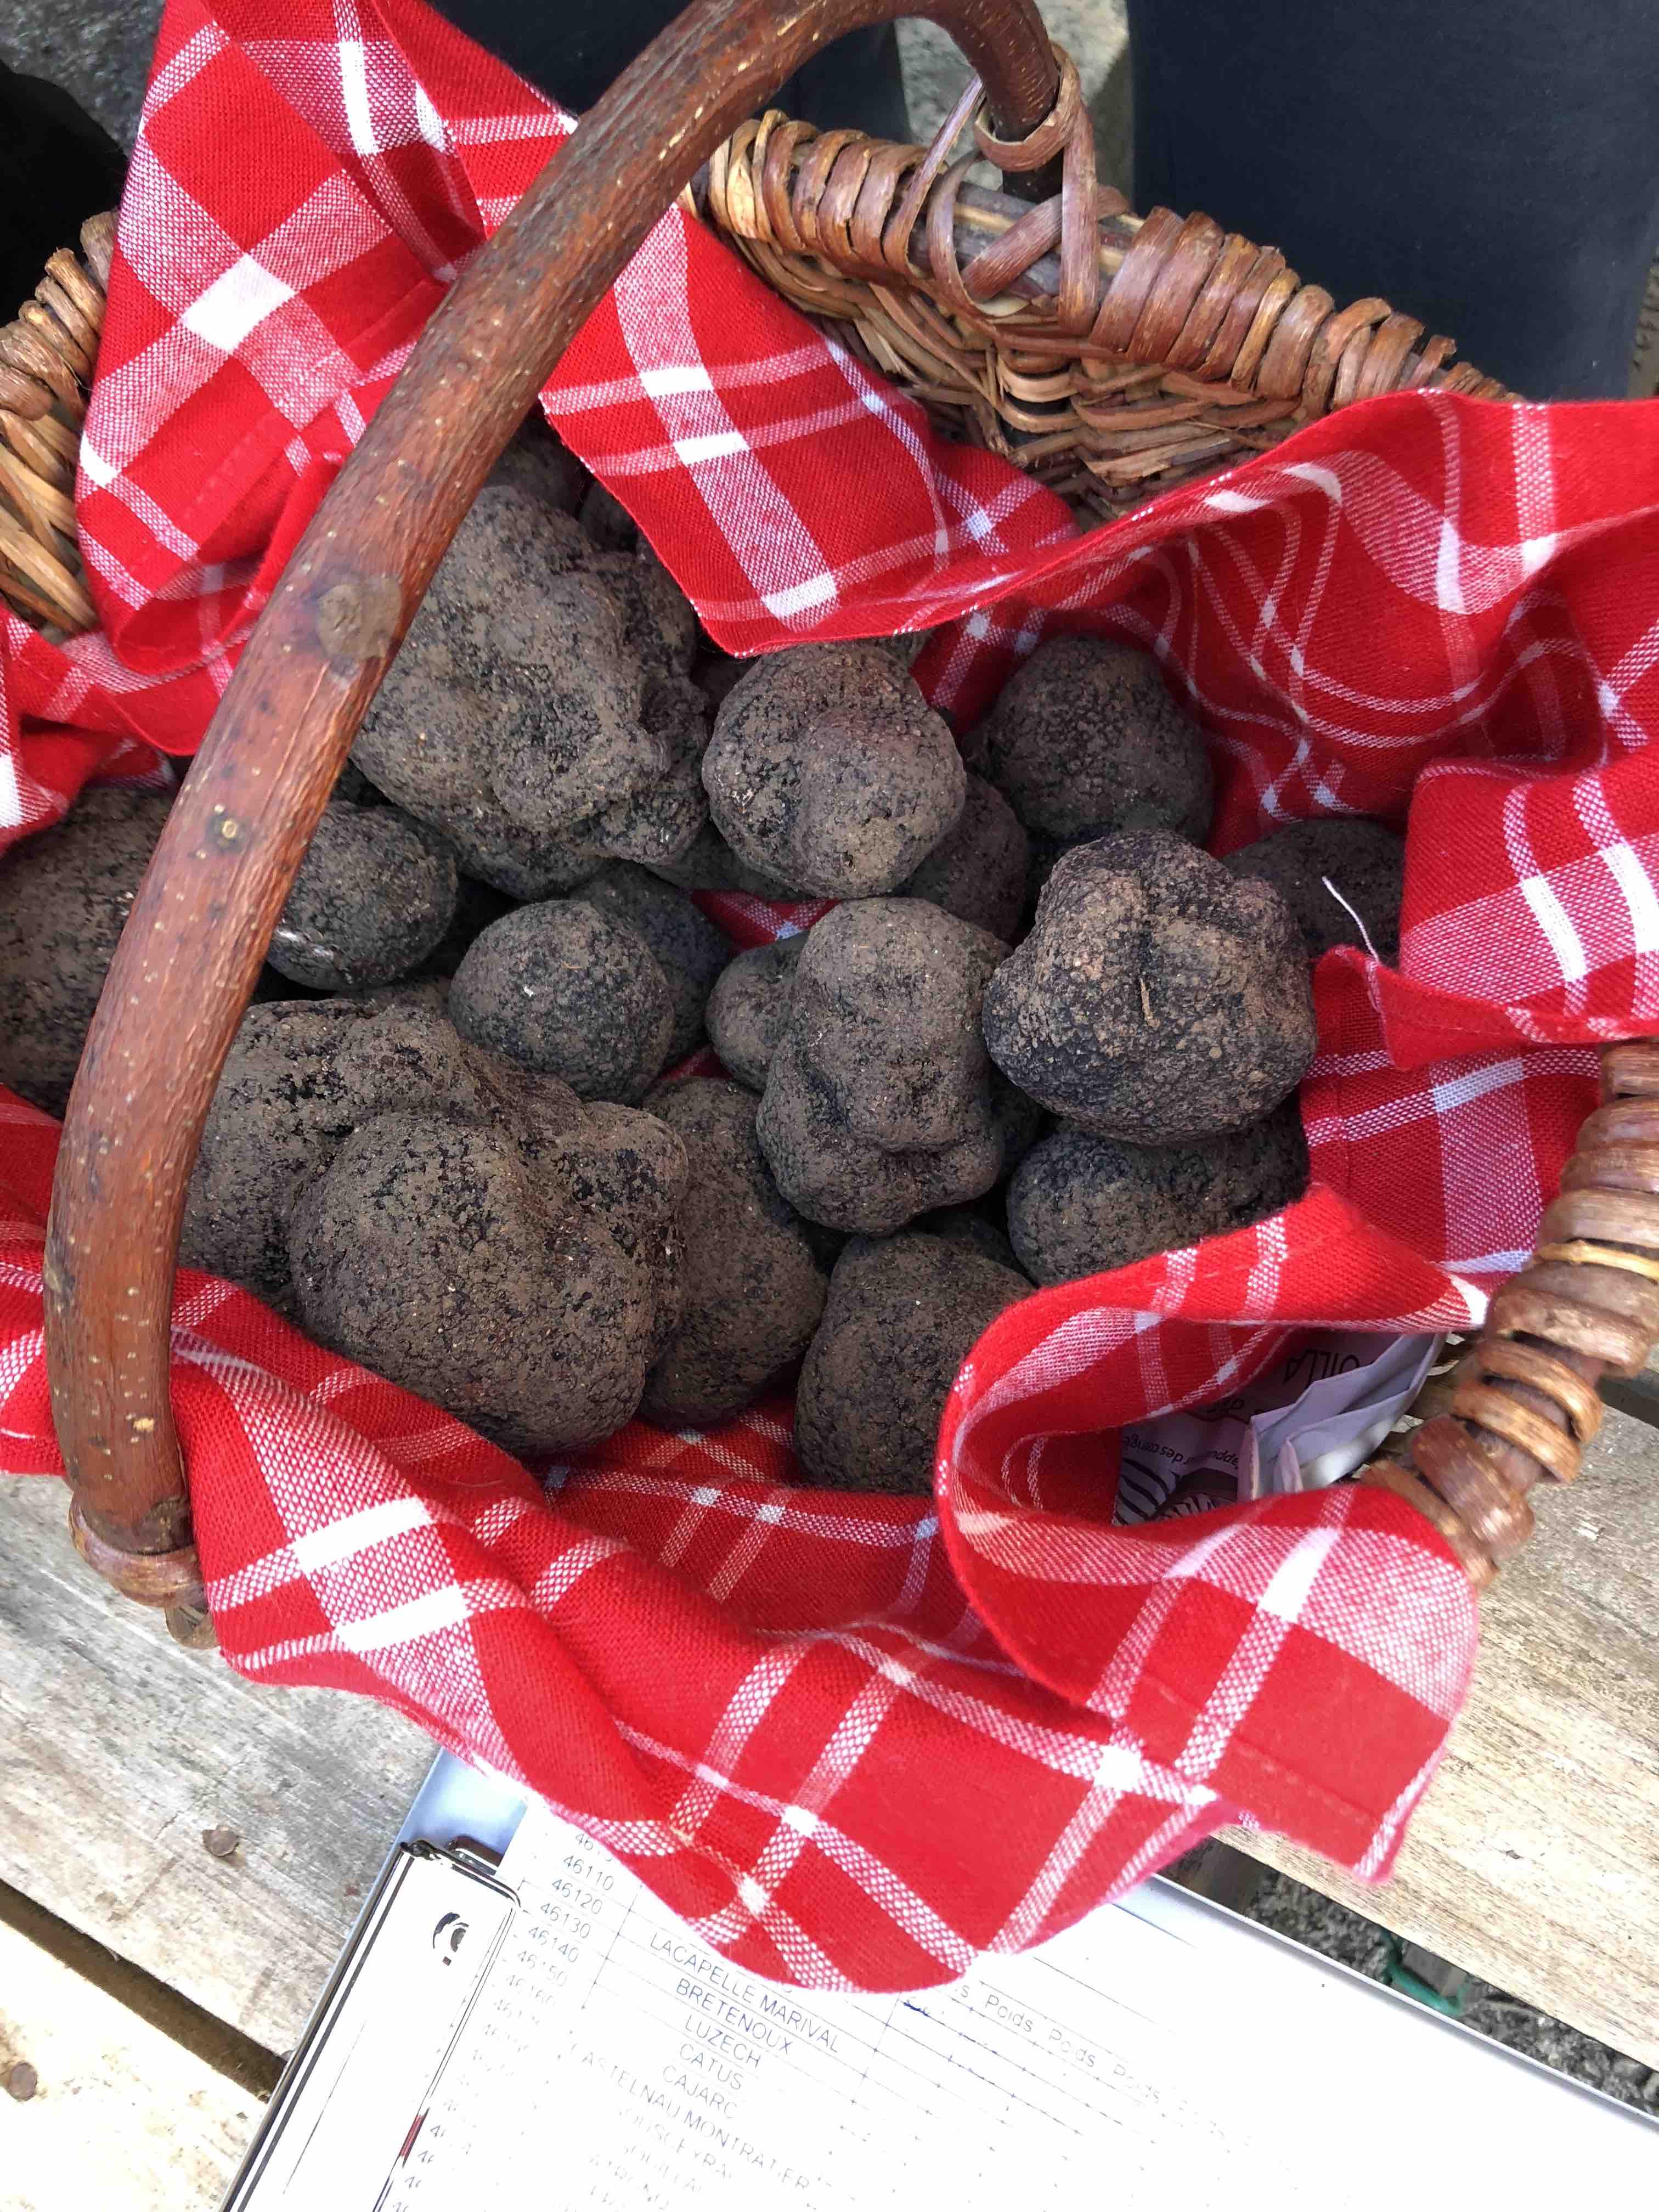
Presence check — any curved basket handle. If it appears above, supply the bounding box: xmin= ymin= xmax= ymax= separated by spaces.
xmin=42 ymin=0 xmax=1063 ymax=1634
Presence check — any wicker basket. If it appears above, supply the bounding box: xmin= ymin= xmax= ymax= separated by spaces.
xmin=20 ymin=0 xmax=1630 ymax=1641
xmin=0 ymin=213 xmax=112 ymax=634
xmin=699 ymin=58 xmax=1509 ymax=521
xmin=1 ymin=37 xmax=1512 ymax=629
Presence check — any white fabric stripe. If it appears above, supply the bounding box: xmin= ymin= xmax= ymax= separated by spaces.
xmin=289 ymin=1494 xmax=430 ymax=1573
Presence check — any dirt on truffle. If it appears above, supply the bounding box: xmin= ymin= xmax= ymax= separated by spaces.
xmin=972 ymin=635 xmax=1213 ymax=845
xmin=185 ymin=984 xmax=688 ymax=1450
xmin=755 ymin=900 xmax=1026 ymax=1234
xmin=1007 ymin=1104 xmax=1310 ymax=1285
xmin=574 ymin=860 xmax=730 ymax=1065
xmin=794 ymin=1232 xmax=1030 ymax=1492
xmin=901 ymin=772 xmax=1029 ymax=940
xmin=269 ymin=799 xmax=458 ymax=990
xmin=449 ymin=899 xmax=673 ymax=1103
xmin=1221 ymin=817 xmax=1406 ymax=964
xmin=705 ymin=936 xmax=805 ymax=1090
xmin=352 ymin=438 xmax=708 ymax=898
xmin=981 ymin=830 xmax=1316 ymax=1142
xmin=639 ymin=1078 xmax=827 ymax=1428
xmin=0 ymin=784 xmax=171 ymax=1114
xmin=702 ymin=642 xmax=965 ymax=896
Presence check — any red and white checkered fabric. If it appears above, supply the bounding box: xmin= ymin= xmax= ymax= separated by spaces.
xmin=3 ymin=0 xmax=1657 ymax=1988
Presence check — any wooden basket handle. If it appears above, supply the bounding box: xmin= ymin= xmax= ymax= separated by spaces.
xmin=42 ymin=0 xmax=1064 ymax=1635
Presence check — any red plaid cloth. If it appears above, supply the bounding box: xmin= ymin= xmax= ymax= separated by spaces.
xmin=3 ymin=0 xmax=1656 ymax=1987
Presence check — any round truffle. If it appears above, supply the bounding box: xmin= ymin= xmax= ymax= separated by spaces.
xmin=1007 ymin=1104 xmax=1310 ymax=1285
xmin=450 ymin=900 xmax=673 ymax=1103
xmin=0 ymin=784 xmax=171 ymax=1114
xmin=755 ymin=900 xmax=1025 ymax=1235
xmin=268 ymin=800 xmax=458 ymax=990
xmin=975 ymin=635 xmax=1212 ymax=844
xmin=639 ymin=1079 xmax=827 ymax=1429
xmin=575 ymin=860 xmax=731 ymax=1065
xmin=705 ymin=936 xmax=805 ymax=1090
xmin=901 ymin=772 xmax=1029 ymax=941
xmin=1221 ymin=817 xmax=1406 ymax=964
xmin=981 ymin=830 xmax=1316 ymax=1142
xmin=794 ymin=1233 xmax=1030 ymax=1492
xmin=702 ymin=642 xmax=966 ymax=896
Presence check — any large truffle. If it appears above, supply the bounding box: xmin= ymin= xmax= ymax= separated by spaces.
xmin=794 ymin=1232 xmax=1030 ymax=1492
xmin=755 ymin=900 xmax=1028 ymax=1234
xmin=981 ymin=831 xmax=1317 ymax=1142
xmin=639 ymin=1079 xmax=827 ymax=1429
xmin=184 ymin=985 xmax=687 ymax=1450
xmin=268 ymin=799 xmax=458 ymax=990
xmin=1007 ymin=1105 xmax=1310 ymax=1285
xmin=901 ymin=773 xmax=1029 ymax=941
xmin=353 ymin=438 xmax=708 ymax=898
xmin=705 ymin=936 xmax=805 ymax=1090
xmin=449 ymin=899 xmax=673 ymax=1104
xmin=702 ymin=643 xmax=965 ymax=896
xmin=1221 ymin=817 xmax=1406 ymax=964
xmin=973 ymin=635 xmax=1212 ymax=845
xmin=573 ymin=861 xmax=730 ymax=1065
xmin=0 ymin=783 xmax=171 ymax=1114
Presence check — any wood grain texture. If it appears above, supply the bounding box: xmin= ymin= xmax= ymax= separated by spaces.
xmin=1226 ymin=1404 xmax=1659 ymax=2069
xmin=42 ymin=0 xmax=1060 ymax=1586
xmin=0 ymin=1475 xmax=432 ymax=2053
xmin=0 ymin=1915 xmax=257 ymax=2212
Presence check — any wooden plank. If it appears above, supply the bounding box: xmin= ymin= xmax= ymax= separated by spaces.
xmin=1226 ymin=1403 xmax=1659 ymax=2068
xmin=0 ymin=1473 xmax=433 ymax=2055
xmin=0 ymin=1914 xmax=257 ymax=2212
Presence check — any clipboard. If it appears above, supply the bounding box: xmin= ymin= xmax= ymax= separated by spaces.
xmin=221 ymin=1756 xmax=1656 ymax=2210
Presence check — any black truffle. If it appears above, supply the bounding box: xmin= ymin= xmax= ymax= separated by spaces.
xmin=268 ymin=799 xmax=457 ymax=990
xmin=901 ymin=772 xmax=1029 ymax=941
xmin=449 ymin=899 xmax=673 ymax=1103
xmin=0 ymin=784 xmax=170 ymax=1114
xmin=185 ymin=985 xmax=688 ymax=1451
xmin=353 ymin=438 xmax=708 ymax=898
xmin=1007 ymin=1105 xmax=1310 ymax=1285
xmin=981 ymin=831 xmax=1316 ymax=1142
xmin=755 ymin=899 xmax=1026 ymax=1234
xmin=974 ymin=635 xmax=1212 ymax=845
xmin=705 ymin=936 xmax=805 ymax=1090
xmin=639 ymin=1078 xmax=827 ymax=1429
xmin=794 ymin=1232 xmax=1030 ymax=1492
xmin=574 ymin=861 xmax=730 ymax=1065
xmin=702 ymin=642 xmax=965 ymax=896
xmin=1221 ymin=817 xmax=1406 ymax=964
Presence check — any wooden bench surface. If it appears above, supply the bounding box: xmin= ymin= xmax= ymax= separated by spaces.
xmin=1 ymin=1400 xmax=1656 ymax=2207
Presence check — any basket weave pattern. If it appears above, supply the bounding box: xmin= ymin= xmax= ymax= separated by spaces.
xmin=0 ymin=213 xmax=112 ymax=635
xmin=703 ymin=53 xmax=1510 ymax=519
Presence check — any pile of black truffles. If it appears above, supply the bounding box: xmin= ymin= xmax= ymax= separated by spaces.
xmin=2 ymin=425 xmax=1419 ymax=1494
